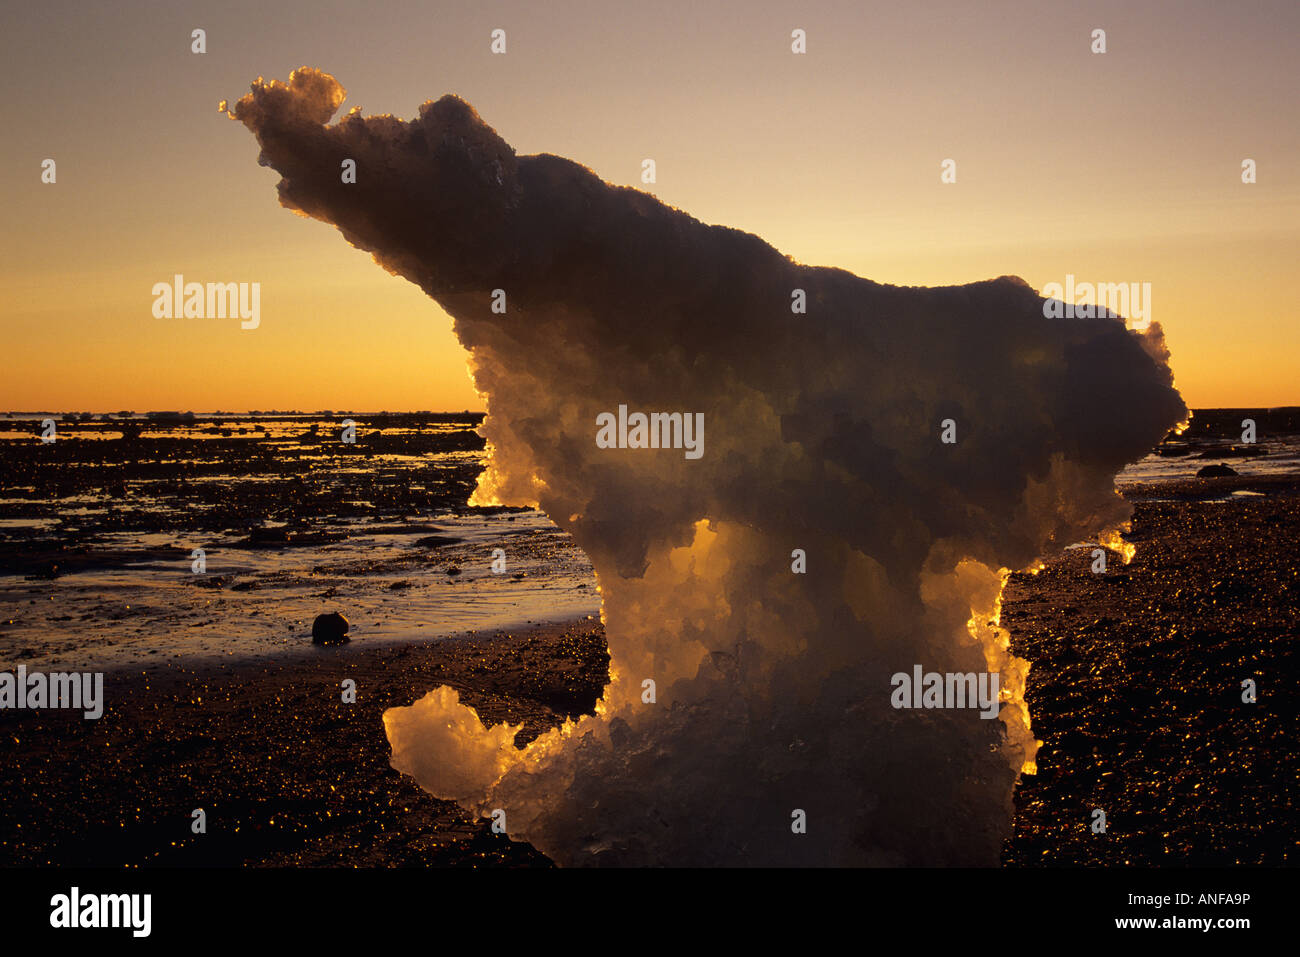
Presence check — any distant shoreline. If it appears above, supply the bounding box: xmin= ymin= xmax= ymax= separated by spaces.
xmin=0 ymin=410 xmax=486 ymax=420
xmin=1 ymin=406 xmax=1296 ymax=418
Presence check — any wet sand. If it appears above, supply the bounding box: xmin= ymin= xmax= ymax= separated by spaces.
xmin=0 ymin=412 xmax=488 ymax=578
xmin=0 ymin=413 xmax=599 ymax=670
xmin=1 ymin=475 xmax=1295 ymax=867
xmin=0 ymin=622 xmax=608 ymax=867
xmin=1004 ymin=475 xmax=1299 ymax=866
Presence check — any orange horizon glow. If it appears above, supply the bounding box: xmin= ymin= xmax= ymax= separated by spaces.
xmin=3 ymin=1 xmax=1296 ymax=412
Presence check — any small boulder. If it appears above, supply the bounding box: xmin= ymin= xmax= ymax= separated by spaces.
xmin=249 ymin=525 xmax=290 ymax=546
xmin=1196 ymin=463 xmax=1238 ymax=478
xmin=312 ymin=612 xmax=350 ymax=645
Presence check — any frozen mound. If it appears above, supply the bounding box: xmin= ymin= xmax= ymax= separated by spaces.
xmin=230 ymin=69 xmax=1186 ymax=865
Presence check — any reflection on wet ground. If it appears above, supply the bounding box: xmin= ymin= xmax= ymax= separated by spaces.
xmin=0 ymin=413 xmax=599 ymax=669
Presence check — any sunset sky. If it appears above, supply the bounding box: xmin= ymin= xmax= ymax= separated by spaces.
xmin=2 ymin=0 xmax=1296 ymax=412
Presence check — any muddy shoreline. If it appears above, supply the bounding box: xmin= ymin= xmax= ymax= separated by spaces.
xmin=0 ymin=622 xmax=607 ymax=867
xmin=1 ymin=476 xmax=1296 ymax=867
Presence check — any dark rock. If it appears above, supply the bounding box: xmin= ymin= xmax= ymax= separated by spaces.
xmin=25 ymin=562 xmax=59 ymax=581
xmin=248 ymin=525 xmax=290 ymax=546
xmin=1195 ymin=445 xmax=1267 ymax=459
xmin=1196 ymin=463 xmax=1238 ymax=478
xmin=312 ymin=612 xmax=350 ymax=645
xmin=146 ymin=411 xmax=197 ymax=424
